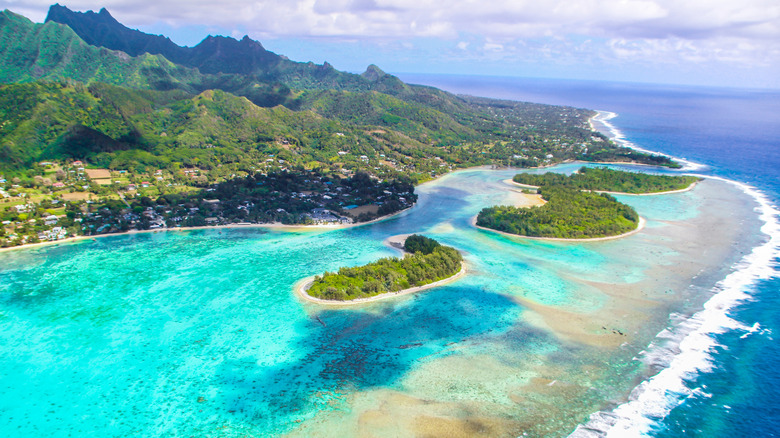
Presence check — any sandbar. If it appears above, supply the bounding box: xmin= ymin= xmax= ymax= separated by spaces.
xmin=383 ymin=233 xmax=412 ymax=253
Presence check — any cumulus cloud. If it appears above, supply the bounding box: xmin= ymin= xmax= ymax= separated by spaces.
xmin=6 ymin=0 xmax=778 ymax=40
xmin=2 ymin=0 xmax=778 ymax=86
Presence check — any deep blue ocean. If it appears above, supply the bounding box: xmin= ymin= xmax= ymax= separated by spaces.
xmin=399 ymin=74 xmax=780 ymax=437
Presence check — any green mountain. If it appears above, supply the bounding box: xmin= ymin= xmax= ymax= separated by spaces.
xmin=45 ymin=4 xmax=283 ymax=76
xmin=44 ymin=4 xmax=406 ymax=94
xmin=0 ymin=10 xmax=201 ymax=91
xmin=0 ymin=6 xmax=678 ymax=180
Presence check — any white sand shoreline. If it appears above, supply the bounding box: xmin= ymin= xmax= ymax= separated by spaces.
xmin=471 ymin=215 xmax=647 ymax=242
xmin=383 ymin=233 xmax=412 ymax=254
xmin=0 ymin=205 xmax=414 ymax=254
xmin=294 ymin=261 xmax=467 ymax=306
xmin=2 ymin=154 xmax=686 ymax=255
xmin=504 ymin=176 xmax=699 ymax=196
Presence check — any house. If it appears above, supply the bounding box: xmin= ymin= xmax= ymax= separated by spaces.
xmin=37 ymin=227 xmax=67 ymax=241
xmin=52 ymin=182 xmax=65 ymax=188
xmin=44 ymin=215 xmax=58 ymax=225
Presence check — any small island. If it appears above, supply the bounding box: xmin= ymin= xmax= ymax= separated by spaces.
xmin=512 ymin=166 xmax=700 ymax=194
xmin=300 ymin=235 xmax=464 ymax=302
xmin=477 ymin=186 xmax=640 ymax=239
xmin=477 ymin=168 xmax=698 ymax=239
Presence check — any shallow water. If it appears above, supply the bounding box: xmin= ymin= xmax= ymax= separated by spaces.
xmin=0 ymin=166 xmax=762 ymax=437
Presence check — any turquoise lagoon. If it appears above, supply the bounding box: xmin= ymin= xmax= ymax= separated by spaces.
xmin=0 ymin=165 xmax=763 ymax=437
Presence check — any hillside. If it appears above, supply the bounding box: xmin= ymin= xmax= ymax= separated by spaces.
xmin=46 ymin=5 xmax=283 ymax=76
xmin=0 ymin=10 xmax=201 ymax=91
xmin=45 ymin=5 xmax=402 ymax=94
xmin=0 ymin=6 xmax=686 ymax=248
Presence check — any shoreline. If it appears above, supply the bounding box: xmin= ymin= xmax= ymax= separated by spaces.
xmin=503 ymin=176 xmax=699 ymax=196
xmin=0 ymin=205 xmax=414 ymax=254
xmin=588 ymin=111 xmax=704 ymax=172
xmin=471 ymin=215 xmax=647 ymax=242
xmin=383 ymin=233 xmax=412 ymax=254
xmin=2 ymin=156 xmax=686 ymax=256
xmin=293 ymin=261 xmax=467 ymax=306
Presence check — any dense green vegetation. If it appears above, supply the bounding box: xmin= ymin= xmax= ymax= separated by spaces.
xmin=0 ymin=7 xmax=684 ymax=248
xmin=476 ymin=186 xmax=639 ymax=239
xmin=307 ymin=235 xmax=462 ymax=301
xmin=403 ymin=234 xmax=441 ymax=254
xmin=513 ymin=167 xmax=699 ymax=193
xmin=0 ymin=168 xmax=416 ymax=247
xmin=0 ymin=7 xmax=679 ymax=180
xmin=0 ymin=11 xmax=203 ymax=92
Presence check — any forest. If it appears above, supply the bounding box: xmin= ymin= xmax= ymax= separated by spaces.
xmin=476 ymin=186 xmax=639 ymax=239
xmin=307 ymin=235 xmax=462 ymax=301
xmin=513 ymin=167 xmax=699 ymax=193
xmin=0 ymin=9 xmax=680 ymax=183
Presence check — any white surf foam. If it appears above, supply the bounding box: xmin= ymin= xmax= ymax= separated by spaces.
xmin=570 ymin=177 xmax=780 ymax=437
xmin=591 ymin=111 xmax=707 ymax=172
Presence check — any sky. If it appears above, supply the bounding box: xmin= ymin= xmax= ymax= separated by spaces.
xmin=3 ymin=0 xmax=779 ymax=89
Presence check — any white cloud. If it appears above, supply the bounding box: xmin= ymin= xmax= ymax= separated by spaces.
xmin=7 ymin=0 xmax=778 ymax=40
xmin=2 ymin=0 xmax=778 ymax=87
xmin=483 ymin=42 xmax=504 ymax=52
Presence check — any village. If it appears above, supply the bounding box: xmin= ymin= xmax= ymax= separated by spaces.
xmin=0 ymin=161 xmax=416 ymax=248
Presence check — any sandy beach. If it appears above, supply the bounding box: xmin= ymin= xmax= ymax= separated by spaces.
xmin=384 ymin=233 xmax=412 ymax=253
xmin=294 ymin=261 xmax=467 ymax=306
xmin=472 ymin=215 xmax=647 ymax=242
xmin=0 ymin=205 xmax=414 ymax=254
xmin=504 ymin=176 xmax=700 ymax=196
xmin=475 ymin=178 xmax=648 ymax=241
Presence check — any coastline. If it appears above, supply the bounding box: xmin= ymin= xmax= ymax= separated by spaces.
xmin=1 ymin=158 xmax=693 ymax=256
xmin=588 ymin=111 xmax=704 ymax=172
xmin=1 ymin=112 xmax=695 ymax=257
xmin=383 ymin=233 xmax=412 ymax=254
xmin=0 ymin=204 xmax=414 ymax=254
xmin=471 ymin=214 xmax=647 ymax=242
xmin=293 ymin=261 xmax=467 ymax=306
xmin=503 ymin=176 xmax=700 ymax=196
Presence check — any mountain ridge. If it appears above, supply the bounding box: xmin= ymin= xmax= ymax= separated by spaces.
xmin=0 ymin=6 xmax=678 ymax=176
xmin=46 ymin=4 xmax=284 ymax=76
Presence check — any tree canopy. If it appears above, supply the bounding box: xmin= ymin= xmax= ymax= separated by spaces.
xmin=308 ymin=236 xmax=462 ymax=301
xmin=513 ymin=167 xmax=699 ymax=194
xmin=477 ymin=185 xmax=639 ymax=239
